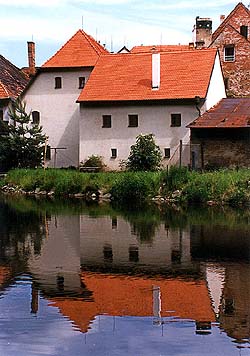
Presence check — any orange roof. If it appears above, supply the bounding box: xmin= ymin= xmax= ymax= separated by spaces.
xmin=0 ymin=81 xmax=9 ymax=99
xmin=131 ymin=45 xmax=191 ymax=54
xmin=212 ymin=2 xmax=250 ymax=43
xmin=42 ymin=30 xmax=108 ymax=68
xmin=50 ymin=272 xmax=215 ymax=333
xmin=77 ymin=49 xmax=217 ymax=102
xmin=188 ymin=98 xmax=250 ymax=128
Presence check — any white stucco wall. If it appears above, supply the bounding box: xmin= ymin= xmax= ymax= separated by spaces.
xmin=23 ymin=69 xmax=92 ymax=167
xmin=205 ymin=52 xmax=226 ymax=111
xmin=80 ymin=104 xmax=200 ymax=170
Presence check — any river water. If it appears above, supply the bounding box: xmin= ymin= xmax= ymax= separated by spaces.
xmin=0 ymin=194 xmax=250 ymax=356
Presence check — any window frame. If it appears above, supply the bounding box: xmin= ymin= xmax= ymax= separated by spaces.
xmin=164 ymin=148 xmax=171 ymax=159
xmin=128 ymin=114 xmax=138 ymax=127
xmin=111 ymin=148 xmax=117 ymax=158
xmin=171 ymin=113 xmax=182 ymax=127
xmin=224 ymin=45 xmax=235 ymax=62
xmin=102 ymin=115 xmax=112 ymax=128
xmin=240 ymin=25 xmax=248 ymax=39
xmin=55 ymin=76 xmax=62 ymax=89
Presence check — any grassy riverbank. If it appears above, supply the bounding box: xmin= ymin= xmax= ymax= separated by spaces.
xmin=2 ymin=167 xmax=250 ymax=206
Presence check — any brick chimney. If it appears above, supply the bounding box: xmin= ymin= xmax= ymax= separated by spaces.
xmin=220 ymin=15 xmax=225 ymax=23
xmin=27 ymin=41 xmax=36 ymax=76
xmin=152 ymin=52 xmax=160 ymax=89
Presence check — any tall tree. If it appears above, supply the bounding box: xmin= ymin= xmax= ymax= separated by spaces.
xmin=0 ymin=99 xmax=46 ymax=171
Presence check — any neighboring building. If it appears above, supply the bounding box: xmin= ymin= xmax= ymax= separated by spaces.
xmin=22 ymin=30 xmax=108 ymax=168
xmin=130 ymin=44 xmax=191 ymax=53
xmin=77 ymin=49 xmax=226 ymax=170
xmin=0 ymin=54 xmax=28 ymax=124
xmin=188 ymin=98 xmax=250 ymax=169
xmin=209 ymin=2 xmax=250 ymax=97
xmin=194 ymin=17 xmax=213 ymax=48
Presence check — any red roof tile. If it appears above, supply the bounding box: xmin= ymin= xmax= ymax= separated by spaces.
xmin=131 ymin=45 xmax=191 ymax=53
xmin=188 ymin=98 xmax=250 ymax=128
xmin=0 ymin=55 xmax=28 ymax=99
xmin=42 ymin=30 xmax=108 ymax=68
xmin=78 ymin=49 xmax=217 ymax=102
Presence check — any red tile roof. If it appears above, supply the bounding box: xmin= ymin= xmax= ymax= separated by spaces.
xmin=50 ymin=272 xmax=215 ymax=333
xmin=42 ymin=30 xmax=108 ymax=68
xmin=77 ymin=49 xmax=217 ymax=102
xmin=188 ymin=98 xmax=250 ymax=128
xmin=0 ymin=55 xmax=28 ymax=100
xmin=131 ymin=45 xmax=191 ymax=53
xmin=211 ymin=2 xmax=250 ymax=43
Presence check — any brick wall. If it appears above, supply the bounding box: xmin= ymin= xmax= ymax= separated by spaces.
xmin=210 ymin=4 xmax=250 ymax=97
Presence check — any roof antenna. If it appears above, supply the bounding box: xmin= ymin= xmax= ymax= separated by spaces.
xmin=81 ymin=16 xmax=84 ymax=30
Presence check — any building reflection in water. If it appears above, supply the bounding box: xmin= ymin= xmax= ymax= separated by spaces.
xmin=1 ymin=199 xmax=250 ymax=348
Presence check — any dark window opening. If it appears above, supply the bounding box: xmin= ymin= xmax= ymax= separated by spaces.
xmin=171 ymin=113 xmax=181 ymax=127
xmin=55 ymin=77 xmax=62 ymax=89
xmin=111 ymin=148 xmax=117 ymax=158
xmin=164 ymin=148 xmax=171 ymax=158
xmin=240 ymin=25 xmax=248 ymax=39
xmin=103 ymin=244 xmax=113 ymax=262
xmin=224 ymin=77 xmax=229 ymax=90
xmin=46 ymin=145 xmax=51 ymax=160
xmin=102 ymin=115 xmax=111 ymax=128
xmin=79 ymin=77 xmax=85 ymax=89
xmin=128 ymin=114 xmax=138 ymax=127
xmin=0 ymin=109 xmax=3 ymax=121
xmin=171 ymin=250 xmax=181 ymax=264
xmin=32 ymin=111 xmax=40 ymax=125
xmin=224 ymin=45 xmax=235 ymax=62
xmin=112 ymin=217 xmax=117 ymax=229
xmin=129 ymin=246 xmax=139 ymax=262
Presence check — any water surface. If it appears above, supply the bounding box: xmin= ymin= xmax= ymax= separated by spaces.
xmin=0 ymin=195 xmax=250 ymax=355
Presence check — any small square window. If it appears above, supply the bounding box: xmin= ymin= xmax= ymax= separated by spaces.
xmin=128 ymin=114 xmax=138 ymax=127
xmin=111 ymin=148 xmax=117 ymax=158
xmin=55 ymin=77 xmax=62 ymax=89
xmin=164 ymin=148 xmax=170 ymax=158
xmin=171 ymin=113 xmax=181 ymax=127
xmin=102 ymin=115 xmax=111 ymax=128
xmin=79 ymin=77 xmax=85 ymax=89
xmin=224 ymin=45 xmax=235 ymax=62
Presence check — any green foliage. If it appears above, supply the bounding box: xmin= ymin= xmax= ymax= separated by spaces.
xmin=161 ymin=166 xmax=191 ymax=192
xmin=80 ymin=155 xmax=106 ymax=172
xmin=126 ymin=134 xmax=162 ymax=171
xmin=0 ymin=99 xmax=46 ymax=171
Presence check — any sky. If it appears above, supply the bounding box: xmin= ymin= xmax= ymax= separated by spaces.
xmin=0 ymin=0 xmax=248 ymax=68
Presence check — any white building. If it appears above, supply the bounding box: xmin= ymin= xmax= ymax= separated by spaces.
xmin=22 ymin=30 xmax=108 ymax=168
xmin=78 ymin=48 xmax=226 ymax=170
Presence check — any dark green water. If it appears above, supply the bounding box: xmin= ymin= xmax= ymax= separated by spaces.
xmin=0 ymin=194 xmax=250 ymax=356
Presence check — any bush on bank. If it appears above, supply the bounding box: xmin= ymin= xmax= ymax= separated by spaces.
xmin=2 ymin=167 xmax=250 ymax=206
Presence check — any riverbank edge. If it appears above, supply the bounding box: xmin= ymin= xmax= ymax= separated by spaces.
xmin=1 ymin=168 xmax=250 ymax=207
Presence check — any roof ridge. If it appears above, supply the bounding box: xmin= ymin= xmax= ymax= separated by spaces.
xmin=212 ymin=2 xmax=250 ymax=41
xmin=81 ymin=30 xmax=108 ymax=55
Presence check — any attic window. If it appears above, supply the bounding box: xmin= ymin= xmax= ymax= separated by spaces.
xmin=79 ymin=77 xmax=85 ymax=89
xmin=32 ymin=111 xmax=40 ymax=125
xmin=224 ymin=45 xmax=235 ymax=62
xmin=240 ymin=25 xmax=248 ymax=39
xmin=55 ymin=77 xmax=62 ymax=89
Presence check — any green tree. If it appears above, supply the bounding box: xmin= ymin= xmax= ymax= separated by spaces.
xmin=126 ymin=133 xmax=162 ymax=171
xmin=0 ymin=99 xmax=46 ymax=170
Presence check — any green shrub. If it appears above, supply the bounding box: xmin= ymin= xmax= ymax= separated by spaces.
xmin=125 ymin=134 xmax=162 ymax=171
xmin=80 ymin=155 xmax=106 ymax=172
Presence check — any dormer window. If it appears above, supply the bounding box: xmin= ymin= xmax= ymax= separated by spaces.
xmin=55 ymin=77 xmax=62 ymax=89
xmin=240 ymin=25 xmax=248 ymax=39
xmin=224 ymin=45 xmax=235 ymax=62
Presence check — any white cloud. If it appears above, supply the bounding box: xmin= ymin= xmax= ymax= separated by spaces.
xmin=0 ymin=0 xmax=64 ymax=6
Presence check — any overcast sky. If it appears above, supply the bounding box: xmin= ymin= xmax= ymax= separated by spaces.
xmin=0 ymin=0 xmax=247 ymax=68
